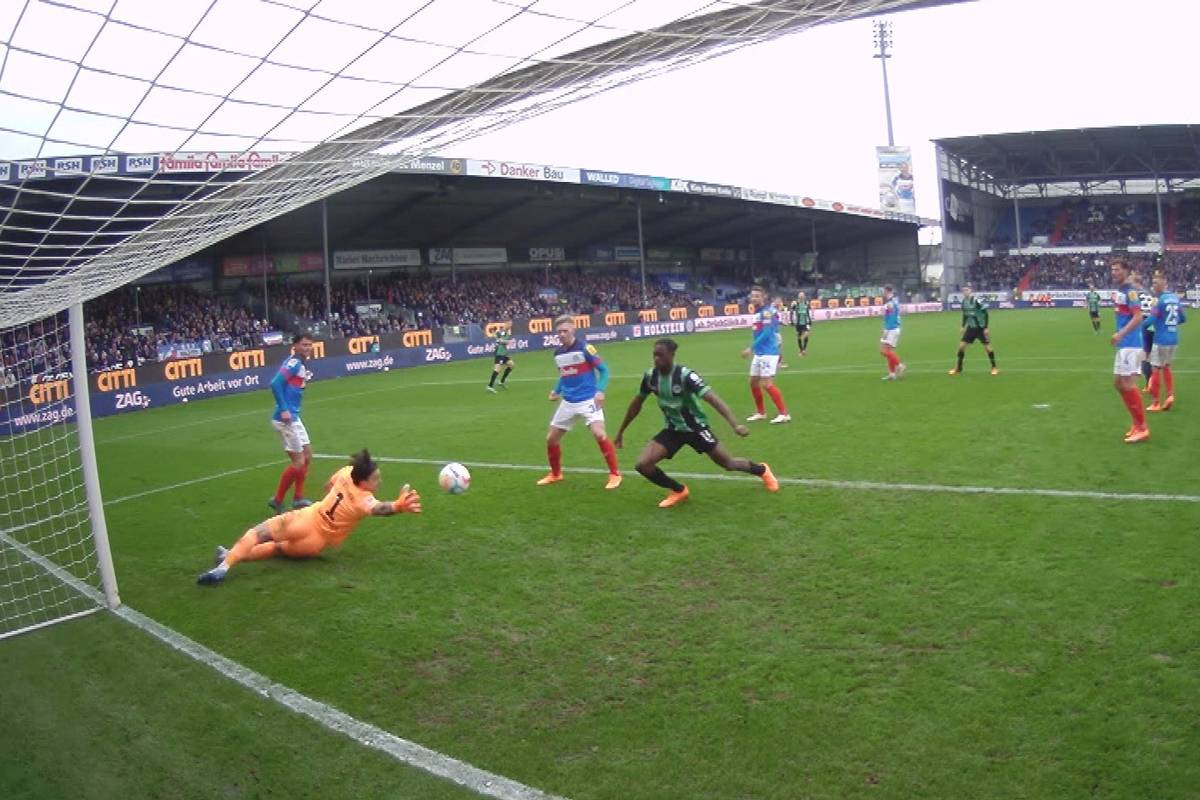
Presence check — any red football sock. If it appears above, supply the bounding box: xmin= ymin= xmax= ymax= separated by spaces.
xmin=598 ymin=437 xmax=619 ymax=475
xmin=884 ymin=351 xmax=899 ymax=372
xmin=274 ymin=465 xmax=297 ymax=503
xmin=751 ymin=385 xmax=765 ymax=414
xmin=293 ymin=464 xmax=309 ymax=499
xmin=1164 ymin=366 xmax=1175 ymax=396
xmin=1147 ymin=370 xmax=1159 ymax=400
xmin=547 ymin=443 xmax=562 ymax=476
xmin=766 ymin=385 xmax=787 ymax=414
xmin=1122 ymin=387 xmax=1146 ymax=428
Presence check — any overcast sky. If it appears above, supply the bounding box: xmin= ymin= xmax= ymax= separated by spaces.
xmin=464 ymin=0 xmax=1198 ymax=221
xmin=2 ymin=0 xmax=1196 ymax=225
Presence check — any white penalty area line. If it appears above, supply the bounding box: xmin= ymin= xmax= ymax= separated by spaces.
xmin=317 ymin=454 xmax=1200 ymax=505
xmin=1 ymin=513 xmax=566 ymax=799
xmin=103 ymin=461 xmax=281 ymax=507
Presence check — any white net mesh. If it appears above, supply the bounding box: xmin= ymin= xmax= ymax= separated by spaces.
xmin=0 ymin=313 xmax=102 ymax=638
xmin=0 ymin=0 xmax=946 ymax=328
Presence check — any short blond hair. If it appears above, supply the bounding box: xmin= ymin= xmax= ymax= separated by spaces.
xmin=554 ymin=314 xmax=575 ymax=328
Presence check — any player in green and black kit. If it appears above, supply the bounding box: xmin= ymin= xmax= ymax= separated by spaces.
xmin=614 ymin=338 xmax=779 ymax=508
xmin=1086 ymin=284 xmax=1102 ymax=333
xmin=486 ymin=325 xmax=515 ymax=392
xmin=790 ymin=292 xmax=812 ymax=356
xmin=948 ymin=284 xmax=998 ymax=375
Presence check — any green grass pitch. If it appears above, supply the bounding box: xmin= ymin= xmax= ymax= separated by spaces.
xmin=3 ymin=308 xmax=1198 ymax=799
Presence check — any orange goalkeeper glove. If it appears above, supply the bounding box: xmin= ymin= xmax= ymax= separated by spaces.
xmin=392 ymin=484 xmax=422 ymax=514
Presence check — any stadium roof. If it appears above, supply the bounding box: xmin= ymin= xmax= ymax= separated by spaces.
xmin=209 ymin=169 xmax=914 ymax=259
xmin=1 ymin=152 xmax=922 ymax=287
xmin=934 ymin=125 xmax=1200 ymax=188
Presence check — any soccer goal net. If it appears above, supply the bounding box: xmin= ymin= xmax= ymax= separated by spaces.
xmin=0 ymin=0 xmax=925 ymax=637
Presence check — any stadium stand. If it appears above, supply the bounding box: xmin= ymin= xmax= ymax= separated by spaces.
xmin=964 ymin=251 xmax=1200 ymax=291
xmin=1175 ymin=199 xmax=1200 ymax=243
xmin=74 ymin=272 xmax=696 ymax=371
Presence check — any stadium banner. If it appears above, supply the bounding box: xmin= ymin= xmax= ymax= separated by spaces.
xmin=158 ymin=151 xmax=288 ymax=173
xmin=941 ymin=179 xmax=975 ymax=234
xmin=526 ymin=247 xmax=566 ymax=262
xmin=646 ymin=246 xmax=695 ymax=262
xmin=222 ymin=252 xmax=323 ymax=277
xmin=393 ymin=156 xmax=464 ymax=175
xmin=699 ymin=248 xmax=741 ymax=263
xmin=333 ymin=249 xmax=422 ymax=270
xmin=579 ymin=169 xmax=671 ymax=190
xmin=466 ymin=159 xmax=580 ymax=184
xmin=668 ymin=179 xmax=740 ymax=199
xmin=1021 ymin=289 xmax=1107 ymax=302
xmin=173 ymin=258 xmax=214 ymax=282
xmin=583 ymin=245 xmax=639 ymax=262
xmin=133 ymin=261 xmax=209 ymax=286
xmin=428 ymin=247 xmax=507 ymax=265
xmin=580 ymin=169 xmax=621 ymax=186
xmin=947 ymin=291 xmax=1013 ymax=304
xmin=743 ymin=187 xmax=799 ymax=206
xmin=876 ymin=146 xmax=916 ymax=214
xmin=122 ymin=154 xmax=158 ymax=173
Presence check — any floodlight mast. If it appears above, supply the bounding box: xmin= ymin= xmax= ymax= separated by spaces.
xmin=872 ymin=20 xmax=896 ymax=147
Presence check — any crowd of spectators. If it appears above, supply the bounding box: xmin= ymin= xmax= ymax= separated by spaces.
xmin=273 ymin=271 xmax=693 ymax=338
xmin=990 ymin=199 xmax=1161 ymax=248
xmin=966 ymin=256 xmax=1030 ymax=291
xmin=53 ymin=272 xmax=693 ymax=372
xmin=967 ymin=252 xmax=1200 ymax=291
xmin=83 ymin=286 xmax=267 ymax=372
xmin=1057 ymin=201 xmax=1158 ymax=246
xmin=1 ymin=318 xmax=71 ymax=382
xmin=1175 ymin=200 xmax=1200 ymax=244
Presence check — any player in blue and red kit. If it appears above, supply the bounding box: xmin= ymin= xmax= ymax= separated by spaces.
xmin=538 ymin=315 xmax=622 ymax=489
xmin=879 ymin=285 xmax=906 ymax=380
xmin=741 ymin=286 xmax=790 ymax=424
xmin=269 ymin=333 xmax=315 ymax=511
xmin=1146 ymin=270 xmax=1186 ymax=412
xmin=1109 ymin=260 xmax=1149 ymax=443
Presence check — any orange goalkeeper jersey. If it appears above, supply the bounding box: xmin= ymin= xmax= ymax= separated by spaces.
xmin=312 ymin=466 xmax=378 ymax=545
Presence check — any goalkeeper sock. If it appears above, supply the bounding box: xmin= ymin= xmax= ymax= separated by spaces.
xmin=488 ymin=371 xmax=498 ymax=387
xmin=501 ymin=367 xmax=512 ymax=384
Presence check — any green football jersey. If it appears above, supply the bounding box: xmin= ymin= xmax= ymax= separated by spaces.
xmin=791 ymin=300 xmax=811 ymax=326
xmin=1086 ymin=291 xmax=1100 ymax=313
xmin=493 ymin=330 xmax=511 ymax=356
xmin=962 ymin=296 xmax=989 ymax=330
xmin=639 ymin=365 xmax=711 ymax=432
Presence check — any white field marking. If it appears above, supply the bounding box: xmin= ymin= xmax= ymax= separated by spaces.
xmin=318 ymin=454 xmax=1200 ymax=505
xmin=0 ymin=505 xmax=567 ymax=799
xmin=103 ymin=461 xmax=280 ymax=507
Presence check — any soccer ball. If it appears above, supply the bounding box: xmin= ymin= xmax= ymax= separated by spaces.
xmin=438 ymin=462 xmax=471 ymax=494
